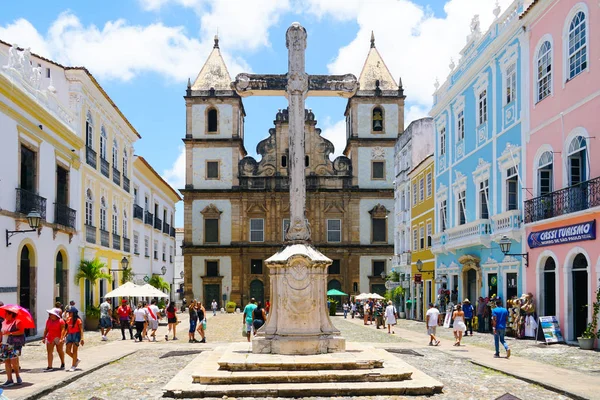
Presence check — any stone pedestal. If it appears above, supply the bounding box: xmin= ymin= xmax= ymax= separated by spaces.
xmin=252 ymin=243 xmax=346 ymax=355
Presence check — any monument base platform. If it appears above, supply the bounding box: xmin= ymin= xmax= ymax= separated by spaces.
xmin=163 ymin=342 xmax=443 ymax=398
xmin=252 ymin=334 xmax=345 ymax=355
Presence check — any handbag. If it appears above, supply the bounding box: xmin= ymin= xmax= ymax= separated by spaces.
xmin=7 ymin=334 xmax=25 ymax=348
xmin=202 ymin=319 xmax=207 ymax=330
xmin=242 ymin=322 xmax=248 ymax=337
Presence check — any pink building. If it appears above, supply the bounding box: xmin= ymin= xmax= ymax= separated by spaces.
xmin=522 ymin=0 xmax=600 ymax=343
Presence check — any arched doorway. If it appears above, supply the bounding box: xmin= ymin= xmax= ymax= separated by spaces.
xmin=327 ymin=279 xmax=342 ymax=291
xmin=55 ymin=251 xmax=68 ymax=304
xmin=572 ymin=254 xmax=588 ymax=339
xmin=543 ymin=257 xmax=556 ymax=316
xmin=20 ymin=246 xmax=32 ymax=311
xmin=249 ymin=280 xmax=264 ymax=304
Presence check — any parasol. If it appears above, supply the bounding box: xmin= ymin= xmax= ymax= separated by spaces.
xmin=326 ymin=289 xmax=348 ymax=296
xmin=0 ymin=304 xmax=35 ymax=329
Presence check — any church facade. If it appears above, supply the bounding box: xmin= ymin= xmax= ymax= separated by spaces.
xmin=182 ymin=36 xmax=403 ymax=307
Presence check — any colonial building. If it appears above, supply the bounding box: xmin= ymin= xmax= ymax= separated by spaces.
xmin=522 ymin=0 xmax=599 ymax=343
xmin=131 ymin=155 xmax=180 ymax=289
xmin=182 ymin=35 xmax=402 ymax=306
xmin=430 ymin=3 xmax=527 ymax=306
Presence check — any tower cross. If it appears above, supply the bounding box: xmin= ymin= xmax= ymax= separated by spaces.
xmin=232 ymin=22 xmax=358 ymax=242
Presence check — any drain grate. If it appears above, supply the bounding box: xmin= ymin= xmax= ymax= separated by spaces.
xmin=160 ymin=350 xmax=203 ymax=359
xmin=384 ymin=348 xmax=424 ymax=357
xmin=495 ymin=394 xmax=521 ymax=400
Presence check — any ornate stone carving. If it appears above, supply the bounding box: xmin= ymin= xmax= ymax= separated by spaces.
xmin=200 ymin=204 xmax=222 ymax=218
xmin=371 ymin=146 xmax=385 ymax=160
xmin=369 ymin=204 xmax=390 ymax=218
xmin=286 ymin=72 xmax=309 ymax=95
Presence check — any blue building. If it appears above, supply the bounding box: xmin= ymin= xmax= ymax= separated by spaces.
xmin=430 ymin=3 xmax=527 ymax=312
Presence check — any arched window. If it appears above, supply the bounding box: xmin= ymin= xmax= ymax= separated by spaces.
xmin=568 ymin=136 xmax=586 ymax=185
xmin=538 ymin=151 xmax=553 ymax=196
xmin=207 ymin=108 xmax=218 ymax=133
xmin=85 ymin=111 xmax=94 ymax=148
xmin=85 ymin=189 xmax=94 ymax=226
xmin=112 ymin=139 xmax=119 ymax=170
xmin=123 ymin=209 xmax=128 ymax=238
xmin=122 ymin=150 xmax=128 ymax=177
xmin=372 ymin=107 xmax=383 ymax=132
xmin=568 ymin=11 xmax=587 ymax=80
xmin=537 ymin=41 xmax=552 ymax=102
xmin=100 ymin=126 xmax=107 ymax=160
xmin=112 ymin=205 xmax=118 ymax=234
xmin=543 ymin=257 xmax=556 ymax=316
xmin=100 ymin=197 xmax=107 ymax=230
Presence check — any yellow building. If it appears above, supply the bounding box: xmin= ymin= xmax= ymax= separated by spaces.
xmin=66 ymin=68 xmax=141 ymax=310
xmin=408 ymin=154 xmax=435 ymax=321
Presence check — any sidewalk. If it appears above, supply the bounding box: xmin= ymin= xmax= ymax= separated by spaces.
xmin=344 ymin=316 xmax=599 ymax=400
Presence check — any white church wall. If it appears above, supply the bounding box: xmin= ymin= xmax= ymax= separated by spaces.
xmin=191 ymin=147 xmax=233 ymax=189
xmin=359 ymin=256 xmax=391 ymax=294
xmin=358 ymin=198 xmax=395 ymax=245
xmin=357 ymin=147 xmax=394 ymax=189
xmin=191 ymin=104 xmax=233 ymax=139
xmin=191 ymin=199 xmax=232 ymax=246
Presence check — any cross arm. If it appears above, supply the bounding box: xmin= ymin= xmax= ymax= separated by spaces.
xmin=232 ymin=73 xmax=288 ymax=97
xmin=307 ymin=74 xmax=358 ymax=98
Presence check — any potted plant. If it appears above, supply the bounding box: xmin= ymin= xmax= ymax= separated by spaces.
xmin=85 ymin=305 xmax=101 ymax=330
xmin=226 ymin=301 xmax=236 ymax=313
xmin=75 ymin=258 xmax=112 ymax=331
xmin=578 ymin=285 xmax=600 ymax=350
xmin=328 ymin=298 xmax=338 ymax=316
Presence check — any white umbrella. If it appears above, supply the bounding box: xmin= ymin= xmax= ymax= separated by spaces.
xmin=370 ymin=293 xmax=385 ymax=300
xmin=136 ymin=284 xmax=169 ymax=298
xmin=355 ymin=293 xmax=370 ymax=300
xmin=103 ymin=282 xmax=140 ymax=298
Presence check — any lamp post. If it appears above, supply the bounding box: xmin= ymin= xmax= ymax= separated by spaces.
xmin=161 ymin=266 xmax=167 ymax=275
xmin=498 ymin=235 xmax=529 ymax=267
xmin=6 ymin=211 xmax=41 ymax=246
xmin=109 ymin=256 xmax=131 ymax=283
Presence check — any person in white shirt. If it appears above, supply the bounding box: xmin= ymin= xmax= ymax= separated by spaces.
xmin=350 ymin=302 xmax=357 ymax=319
xmin=147 ymin=300 xmax=160 ymax=342
xmin=133 ymin=303 xmax=148 ymax=342
xmin=426 ymin=302 xmax=441 ymax=346
xmin=384 ymin=301 xmax=397 ymax=334
xmin=342 ymin=302 xmax=349 ymax=319
xmin=211 ymin=300 xmax=218 ymax=317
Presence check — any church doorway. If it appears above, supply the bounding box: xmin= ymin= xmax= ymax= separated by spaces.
xmin=204 ymin=284 xmax=221 ymax=310
xmin=327 ymin=279 xmax=342 ymax=291
xmin=249 ymin=280 xmax=264 ymax=304
xmin=543 ymin=257 xmax=556 ymax=316
xmin=571 ymin=254 xmax=588 ymax=339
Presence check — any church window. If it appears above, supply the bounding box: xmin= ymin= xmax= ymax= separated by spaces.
xmin=305 ymin=155 xmax=310 ymax=167
xmin=250 ymin=218 xmax=264 ymax=242
xmin=457 ymin=111 xmax=464 ymax=141
xmin=204 ymin=219 xmax=219 ymax=243
xmin=372 ymin=218 xmax=386 ymax=243
xmin=282 ymin=218 xmax=290 ymax=241
xmin=537 ymin=41 xmax=552 ymax=102
xmin=372 ymin=107 xmax=384 ymax=132
xmin=327 ymin=219 xmax=342 ymax=243
xmin=281 ymin=155 xmax=287 ymax=168
xmin=371 ymin=161 xmax=385 ymax=180
xmin=251 ymin=259 xmax=263 ymax=275
xmin=478 ymin=90 xmax=487 ymax=126
xmin=568 ymin=11 xmax=587 ymax=80
xmin=328 ymin=259 xmax=341 ymax=275
xmin=372 ymin=260 xmax=385 ymax=277
xmin=206 ymin=261 xmax=219 ymax=277
xmin=207 ymin=108 xmax=218 ymax=133
xmin=206 ymin=161 xmax=219 ymax=179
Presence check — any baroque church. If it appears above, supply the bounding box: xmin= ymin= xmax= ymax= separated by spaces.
xmin=182 ymin=35 xmax=404 ymax=307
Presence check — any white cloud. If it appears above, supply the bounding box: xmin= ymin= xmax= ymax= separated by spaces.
xmin=320 ymin=118 xmax=346 ymax=160
xmin=163 ymin=146 xmax=186 ymax=191
xmin=405 ymin=104 xmax=430 ymax=127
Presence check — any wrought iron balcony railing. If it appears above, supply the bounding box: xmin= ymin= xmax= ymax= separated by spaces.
xmin=123 ymin=237 xmax=130 ymax=253
xmin=86 ymin=147 xmax=97 ymax=169
xmin=524 ymin=177 xmax=600 ymax=223
xmin=170 ymin=226 xmax=176 ymax=237
xmin=112 ymin=167 xmax=121 ymax=186
xmin=100 ymin=158 xmax=110 ymax=178
xmin=16 ymin=188 xmax=47 ymax=220
xmin=133 ymin=204 xmax=143 ymax=220
xmin=123 ymin=175 xmax=130 ymax=193
xmin=112 ymin=232 xmax=121 ymax=250
xmin=163 ymin=222 xmax=170 ymax=235
xmin=154 ymin=217 xmax=162 ymax=231
xmin=54 ymin=203 xmax=76 ymax=229
xmin=85 ymin=224 xmax=96 ymax=244
xmin=144 ymin=211 xmax=153 ymax=226
xmin=100 ymin=229 xmax=110 ymax=247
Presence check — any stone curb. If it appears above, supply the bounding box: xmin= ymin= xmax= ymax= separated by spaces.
xmin=17 ymin=350 xmax=136 ymax=400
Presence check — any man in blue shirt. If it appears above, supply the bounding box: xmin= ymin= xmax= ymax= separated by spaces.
xmin=491 ymin=298 xmax=510 ymax=358
xmin=243 ymin=298 xmax=257 ymax=343
xmin=462 ymin=299 xmax=474 ymax=336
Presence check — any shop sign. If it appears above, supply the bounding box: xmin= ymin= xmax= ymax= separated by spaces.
xmin=414 ymin=274 xmax=422 ymax=283
xmin=528 ymin=220 xmax=596 ymax=249
xmin=385 ymin=281 xmax=401 ymax=290
xmin=538 ymin=316 xmax=564 ymax=344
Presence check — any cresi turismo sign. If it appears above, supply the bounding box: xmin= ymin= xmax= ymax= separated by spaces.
xmin=528 ymin=220 xmax=596 ymax=249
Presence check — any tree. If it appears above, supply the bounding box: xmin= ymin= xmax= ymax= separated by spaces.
xmin=148 ymin=274 xmax=170 ymax=293
xmin=75 ymin=258 xmax=112 ymax=308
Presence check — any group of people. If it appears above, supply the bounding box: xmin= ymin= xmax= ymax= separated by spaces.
xmin=242 ymin=298 xmax=267 ymax=342
xmin=345 ymin=299 xmax=399 ymax=334
xmin=99 ymin=298 xmax=162 ymax=342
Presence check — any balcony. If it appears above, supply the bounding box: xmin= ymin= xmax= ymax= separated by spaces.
xmin=491 ymin=209 xmax=522 ymax=241
xmin=100 ymin=158 xmax=110 ymax=178
xmin=123 ymin=237 xmax=130 ymax=253
xmin=100 ymin=229 xmax=110 ymax=247
xmin=133 ymin=204 xmax=143 ymax=220
xmin=391 ymin=252 xmax=411 ymax=269
xmin=85 ymin=224 xmax=96 ymax=244
xmin=154 ymin=217 xmax=162 ymax=231
xmin=123 ymin=175 xmax=130 ymax=193
xmin=16 ymin=188 xmax=47 ymax=220
xmin=112 ymin=232 xmax=121 ymax=250
xmin=431 ymin=219 xmax=492 ymax=254
xmin=144 ymin=211 xmax=153 ymax=226
xmin=54 ymin=203 xmax=76 ymax=229
xmin=163 ymin=222 xmax=170 ymax=235
xmin=170 ymin=226 xmax=176 ymax=237
xmin=524 ymin=177 xmax=600 ymax=224
xmin=112 ymin=167 xmax=121 ymax=186
xmin=86 ymin=147 xmax=97 ymax=169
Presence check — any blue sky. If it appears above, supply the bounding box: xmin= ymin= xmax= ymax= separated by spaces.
xmin=0 ymin=0 xmax=511 ymax=226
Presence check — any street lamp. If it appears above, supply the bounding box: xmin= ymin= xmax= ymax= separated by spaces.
xmin=498 ymin=235 xmax=529 ymax=267
xmin=6 ymin=211 xmax=42 ymax=246
xmin=180 ymin=270 xmax=184 ymax=279
xmin=380 ymin=270 xmax=387 ymax=279
xmin=161 ymin=266 xmax=167 ymax=275
xmin=120 ymin=256 xmax=129 ymax=270
xmin=416 ymin=259 xmax=435 ymax=274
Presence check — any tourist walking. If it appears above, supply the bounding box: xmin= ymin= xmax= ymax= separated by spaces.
xmin=42 ymin=309 xmax=65 ymax=371
xmin=374 ymin=301 xmax=384 ymax=329
xmin=99 ymin=298 xmax=112 ymax=341
xmin=165 ymin=301 xmax=178 ymax=341
xmin=196 ymin=302 xmax=206 ymax=343
xmin=492 ymin=299 xmax=510 ymax=358
xmin=188 ymin=300 xmax=198 ymax=343
xmin=63 ymin=307 xmax=84 ymax=372
xmin=462 ymin=298 xmax=474 ymax=336
xmin=147 ymin=300 xmax=160 ymax=341
xmin=384 ymin=301 xmax=397 ymax=334
xmin=243 ymin=298 xmax=257 ymax=342
xmin=425 ymin=303 xmax=440 ymax=346
xmin=363 ymin=301 xmax=370 ymax=325
xmin=476 ymin=297 xmax=486 ymax=333
xmin=117 ymin=299 xmax=134 ymax=340
xmin=0 ymin=309 xmax=26 ymax=386
xmin=252 ymin=301 xmax=267 ymax=334
xmin=211 ymin=299 xmax=218 ymax=316
xmin=133 ymin=303 xmax=148 ymax=342
xmin=342 ymin=302 xmax=349 ymax=318
xmin=452 ymin=305 xmax=466 ymax=346
xmin=351 ymin=301 xmax=356 ymax=319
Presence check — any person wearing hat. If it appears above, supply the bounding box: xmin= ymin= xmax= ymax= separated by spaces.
xmin=42 ymin=308 xmax=66 ymax=371
xmin=462 ymin=298 xmax=474 ymax=336
xmin=62 ymin=307 xmax=84 ymax=372
xmin=116 ymin=299 xmax=134 ymax=341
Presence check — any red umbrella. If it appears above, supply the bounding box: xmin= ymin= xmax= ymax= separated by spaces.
xmin=0 ymin=304 xmax=35 ymax=329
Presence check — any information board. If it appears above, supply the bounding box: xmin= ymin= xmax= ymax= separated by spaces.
xmin=538 ymin=316 xmax=564 ymax=344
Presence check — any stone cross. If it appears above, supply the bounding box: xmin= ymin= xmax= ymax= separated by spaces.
xmin=233 ymin=22 xmax=358 ymax=242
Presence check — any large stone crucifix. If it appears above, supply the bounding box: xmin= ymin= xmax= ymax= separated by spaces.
xmin=233 ymin=22 xmax=358 ymax=243
xmin=232 ymin=23 xmax=358 ymax=355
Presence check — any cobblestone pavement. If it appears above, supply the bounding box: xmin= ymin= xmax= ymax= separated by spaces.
xmin=26 ymin=313 xmax=573 ymax=400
